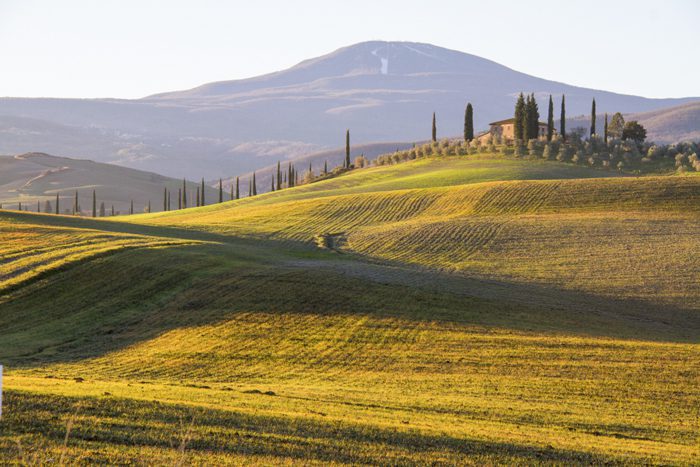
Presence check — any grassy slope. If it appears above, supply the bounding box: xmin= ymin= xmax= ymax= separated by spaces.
xmin=1 ymin=155 xmax=699 ymax=464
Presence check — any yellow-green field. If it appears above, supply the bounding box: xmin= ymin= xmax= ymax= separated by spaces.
xmin=1 ymin=155 xmax=698 ymax=464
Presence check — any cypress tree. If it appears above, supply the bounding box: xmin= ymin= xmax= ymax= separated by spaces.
xmin=200 ymin=178 xmax=205 ymax=206
xmin=590 ymin=98 xmax=596 ymax=137
xmin=164 ymin=188 xmax=168 ymax=211
xmin=130 ymin=200 xmax=133 ymax=215
xmin=230 ymin=182 xmax=234 ymax=200
xmin=560 ymin=95 xmax=566 ymax=142
xmin=464 ymin=103 xmax=474 ymax=141
xmin=92 ymin=189 xmax=96 ymax=217
xmin=276 ymin=161 xmax=281 ymax=190
xmin=182 ymin=179 xmax=187 ymax=208
xmin=547 ymin=95 xmax=554 ymax=141
xmin=514 ymin=93 xmax=525 ymax=141
xmin=271 ymin=175 xmax=275 ymax=192
xmin=37 ymin=200 xmax=41 ymax=213
xmin=147 ymin=200 xmax=151 ymax=213
xmin=324 ymin=160 xmax=328 ymax=175
xmin=528 ymin=93 xmax=539 ymax=140
xmin=431 ymin=112 xmax=437 ymax=142
xmin=235 ymin=176 xmax=239 ymax=199
xmin=604 ymin=113 xmax=609 ymax=145
xmin=74 ymin=190 xmax=78 ymax=215
xmin=55 ymin=193 xmax=59 ymax=214
xmin=19 ymin=202 xmax=22 ymax=211
xmin=248 ymin=178 xmax=252 ymax=197
xmin=111 ymin=205 xmax=114 ymax=216
xmin=219 ymin=178 xmax=223 ymax=203
xmin=345 ymin=129 xmax=351 ymax=168
xmin=252 ymin=172 xmax=257 ymax=196
xmin=196 ymin=187 xmax=200 ymax=207
xmin=525 ymin=94 xmax=533 ymax=140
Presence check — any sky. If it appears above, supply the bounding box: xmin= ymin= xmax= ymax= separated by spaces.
xmin=1 ymin=0 xmax=698 ymax=99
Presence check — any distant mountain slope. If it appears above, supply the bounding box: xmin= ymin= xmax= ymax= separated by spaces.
xmin=630 ymin=101 xmax=700 ymax=143
xmin=0 ymin=153 xmax=217 ymax=214
xmin=565 ymin=100 xmax=700 ymax=143
xmin=1 ymin=41 xmax=697 ymax=178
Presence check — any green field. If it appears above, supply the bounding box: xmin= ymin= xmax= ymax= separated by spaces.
xmin=1 ymin=155 xmax=698 ymax=464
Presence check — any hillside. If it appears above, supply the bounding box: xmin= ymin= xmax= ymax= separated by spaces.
xmin=631 ymin=101 xmax=700 ymax=142
xmin=1 ymin=41 xmax=697 ymax=178
xmin=0 ymin=152 xmax=218 ymax=214
xmin=566 ymin=100 xmax=700 ymax=143
xmin=1 ymin=154 xmax=698 ymax=464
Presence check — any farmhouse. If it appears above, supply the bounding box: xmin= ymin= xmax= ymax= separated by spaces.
xmin=477 ymin=118 xmax=551 ymax=143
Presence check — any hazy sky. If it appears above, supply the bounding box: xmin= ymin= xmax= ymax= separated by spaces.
xmin=1 ymin=0 xmax=698 ymax=99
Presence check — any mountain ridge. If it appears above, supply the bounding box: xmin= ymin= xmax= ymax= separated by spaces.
xmin=0 ymin=41 xmax=697 ymax=178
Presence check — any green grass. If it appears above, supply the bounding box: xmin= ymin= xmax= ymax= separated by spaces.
xmin=1 ymin=154 xmax=699 ymax=464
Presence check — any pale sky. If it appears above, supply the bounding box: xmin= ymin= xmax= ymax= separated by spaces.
xmin=1 ymin=0 xmax=698 ymax=99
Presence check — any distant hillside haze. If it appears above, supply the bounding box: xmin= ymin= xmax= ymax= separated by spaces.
xmin=0 ymin=152 xmax=217 ymax=214
xmin=0 ymin=41 xmax=697 ymax=178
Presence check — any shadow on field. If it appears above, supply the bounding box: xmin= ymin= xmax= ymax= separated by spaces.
xmin=1 ymin=211 xmax=697 ymax=372
xmin=0 ymin=390 xmax=621 ymax=465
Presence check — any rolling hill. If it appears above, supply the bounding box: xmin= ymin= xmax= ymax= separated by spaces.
xmin=0 ymin=152 xmax=218 ymax=214
xmin=1 ymin=41 xmax=697 ymax=178
xmin=1 ymin=153 xmax=698 ymax=464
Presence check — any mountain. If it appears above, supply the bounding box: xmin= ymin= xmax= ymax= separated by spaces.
xmin=0 ymin=152 xmax=217 ymax=214
xmin=565 ymin=100 xmax=700 ymax=143
xmin=1 ymin=41 xmax=697 ymax=178
xmin=629 ymin=101 xmax=700 ymax=143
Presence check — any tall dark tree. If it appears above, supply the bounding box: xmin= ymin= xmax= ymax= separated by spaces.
xmin=130 ymin=200 xmax=134 ymax=215
xmin=248 ymin=178 xmax=252 ymax=197
xmin=196 ymin=187 xmax=200 ymax=207
xmin=547 ymin=95 xmax=554 ymax=141
xmin=182 ymin=179 xmax=187 ymax=208
xmin=147 ymin=200 xmax=151 ymax=213
xmin=525 ymin=93 xmax=539 ymax=140
xmin=92 ymin=189 xmax=96 ymax=218
xmin=230 ymin=182 xmax=234 ymax=201
xmin=111 ymin=205 xmax=114 ymax=216
xmin=219 ymin=178 xmax=223 ymax=203
xmin=345 ymin=129 xmax=351 ymax=168
xmin=37 ymin=200 xmax=40 ymax=213
xmin=514 ymin=93 xmax=525 ymax=141
xmin=74 ymin=190 xmax=79 ymax=215
xmin=252 ymin=172 xmax=257 ymax=196
xmin=560 ymin=94 xmax=566 ymax=142
xmin=200 ymin=178 xmax=205 ymax=206
xmin=323 ymin=160 xmax=328 ymax=175
xmin=431 ymin=112 xmax=437 ymax=142
xmin=235 ymin=177 xmax=240 ymax=199
xmin=271 ymin=176 xmax=275 ymax=192
xmin=590 ymin=98 xmax=596 ymax=137
xmin=55 ymin=193 xmax=59 ymax=214
xmin=276 ymin=161 xmax=281 ymax=190
xmin=604 ymin=113 xmax=609 ymax=144
xmin=464 ymin=103 xmax=474 ymax=142
xmin=164 ymin=188 xmax=168 ymax=211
